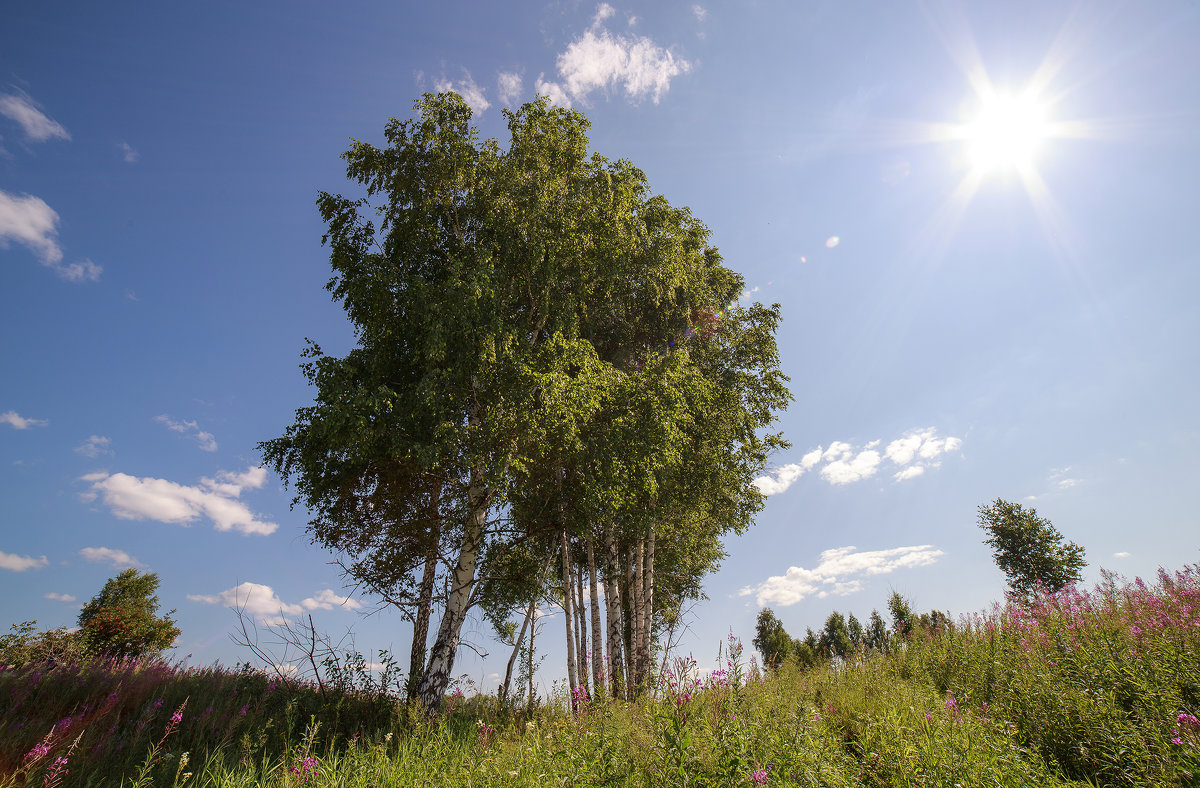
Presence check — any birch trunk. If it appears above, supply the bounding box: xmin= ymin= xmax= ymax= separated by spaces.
xmin=622 ymin=545 xmax=635 ymax=699
xmin=644 ymin=529 xmax=655 ymax=684
xmin=587 ymin=537 xmax=604 ymax=695
xmin=500 ymin=550 xmax=553 ymax=704
xmin=407 ymin=518 xmax=439 ymax=700
xmin=416 ymin=470 xmax=487 ymax=713
xmin=603 ymin=531 xmax=624 ymax=699
xmin=560 ymin=530 xmax=579 ymax=705
xmin=633 ymin=539 xmax=646 ymax=691
xmin=574 ymin=557 xmax=588 ymax=693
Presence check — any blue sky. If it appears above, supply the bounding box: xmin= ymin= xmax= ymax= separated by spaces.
xmin=2 ymin=1 xmax=1198 ymax=692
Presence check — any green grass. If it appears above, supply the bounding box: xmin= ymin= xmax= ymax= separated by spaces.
xmin=2 ymin=564 xmax=1198 ymax=786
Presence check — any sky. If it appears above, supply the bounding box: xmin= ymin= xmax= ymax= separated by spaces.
xmin=2 ymin=1 xmax=1198 ymax=694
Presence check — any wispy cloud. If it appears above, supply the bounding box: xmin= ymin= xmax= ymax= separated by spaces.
xmin=0 ymin=550 xmax=49 ymax=572
xmin=536 ymin=3 xmax=692 ymax=107
xmin=155 ymin=415 xmax=218 ymax=452
xmin=434 ymin=70 xmax=491 ymax=116
xmin=75 ymin=435 xmax=113 ymax=458
xmin=691 ymin=5 xmax=708 ymax=22
xmin=0 ymin=189 xmax=102 ymax=282
xmin=81 ymin=466 xmax=277 ymax=536
xmin=0 ymin=92 xmax=69 ymax=142
xmin=739 ymin=545 xmax=946 ymax=606
xmin=497 ymin=71 xmax=523 ymax=106
xmin=754 ymin=428 xmax=963 ymax=495
xmin=45 ymin=592 xmax=77 ymax=602
xmin=79 ymin=546 xmax=145 ymax=568
xmin=118 ymin=141 xmax=139 ymax=163
xmin=1 ymin=410 xmax=49 ymax=430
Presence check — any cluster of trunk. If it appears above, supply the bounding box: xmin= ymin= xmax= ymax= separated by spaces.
xmin=551 ymin=528 xmax=656 ymax=703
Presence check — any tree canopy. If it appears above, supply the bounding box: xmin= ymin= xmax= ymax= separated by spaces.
xmin=262 ymin=92 xmax=790 ymax=711
xmin=977 ymin=498 xmax=1087 ymax=597
xmin=77 ymin=569 xmax=180 ymax=660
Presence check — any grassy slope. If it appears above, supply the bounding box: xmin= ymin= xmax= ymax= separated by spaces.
xmin=2 ymin=564 xmax=1198 ymax=787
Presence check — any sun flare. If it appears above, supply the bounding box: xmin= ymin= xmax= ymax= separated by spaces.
xmin=962 ymin=91 xmax=1052 ymax=174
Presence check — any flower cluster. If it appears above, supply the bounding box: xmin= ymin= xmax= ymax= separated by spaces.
xmin=750 ymin=767 xmax=769 ymax=784
xmin=290 ymin=755 xmax=320 ymax=782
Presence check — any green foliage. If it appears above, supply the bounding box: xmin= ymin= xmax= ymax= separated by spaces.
xmin=978 ymin=498 xmax=1087 ymax=596
xmin=77 ymin=569 xmax=181 ymax=660
xmin=818 ymin=611 xmax=853 ymax=660
xmin=865 ymin=609 xmax=889 ymax=653
xmin=752 ymin=608 xmax=792 ymax=669
xmin=0 ymin=620 xmax=87 ymax=668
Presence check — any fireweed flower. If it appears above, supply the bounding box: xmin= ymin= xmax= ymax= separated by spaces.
xmin=290 ymin=755 xmax=320 ymax=782
xmin=750 ymin=768 xmax=769 ymax=784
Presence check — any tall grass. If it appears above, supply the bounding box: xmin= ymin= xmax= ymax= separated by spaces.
xmin=1 ymin=564 xmax=1197 ymax=786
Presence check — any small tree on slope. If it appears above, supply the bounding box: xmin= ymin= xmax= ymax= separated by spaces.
xmin=977 ymin=498 xmax=1087 ymax=597
xmin=77 ymin=569 xmax=180 ymax=660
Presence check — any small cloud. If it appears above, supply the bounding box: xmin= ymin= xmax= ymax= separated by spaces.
xmin=118 ymin=142 xmax=139 ymax=163
xmin=0 ymin=92 xmax=70 ymax=142
xmin=691 ymin=4 xmax=708 ymax=22
xmin=547 ymin=4 xmax=692 ymax=106
xmin=1 ymin=410 xmax=49 ymax=430
xmin=820 ymin=449 xmax=881 ymax=485
xmin=54 ymin=258 xmax=102 ymax=282
xmin=155 ymin=414 xmax=218 ymax=452
xmin=79 ymin=546 xmax=145 ymax=568
xmin=534 ymin=74 xmax=572 ymax=107
xmin=300 ymin=589 xmax=363 ymax=612
xmin=434 ymin=70 xmax=491 ymax=116
xmin=825 ymin=236 xmax=840 ymax=248
xmin=0 ymin=190 xmax=62 ymax=264
xmin=82 ymin=466 xmax=277 ymax=536
xmin=75 ymin=435 xmax=113 ymax=459
xmin=188 ymin=581 xmax=304 ymax=626
xmin=1113 ymin=551 xmax=1130 ymax=559
xmin=740 ymin=544 xmax=945 ymax=606
xmin=45 ymin=592 xmax=77 ymax=602
xmin=497 ymin=71 xmax=523 ymax=106
xmin=893 ymin=465 xmax=925 ymax=482
xmin=0 ymin=550 xmax=49 ymax=572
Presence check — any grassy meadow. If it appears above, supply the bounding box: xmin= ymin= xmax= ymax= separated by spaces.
xmin=2 ymin=564 xmax=1198 ymax=787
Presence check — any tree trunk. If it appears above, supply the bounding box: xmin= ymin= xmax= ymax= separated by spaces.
xmin=587 ymin=537 xmax=604 ymax=696
xmin=603 ymin=530 xmax=624 ymax=699
xmin=622 ymin=544 xmax=635 ymax=699
xmin=561 ymin=530 xmax=579 ymax=706
xmin=416 ymin=470 xmax=487 ymax=713
xmin=574 ymin=556 xmax=588 ymax=695
xmin=644 ymin=529 xmax=655 ymax=685
xmin=407 ymin=486 xmax=441 ymax=701
xmin=633 ymin=539 xmax=646 ymax=691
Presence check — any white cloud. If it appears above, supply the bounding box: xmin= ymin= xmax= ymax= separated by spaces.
xmin=691 ymin=5 xmax=708 ymax=22
xmin=547 ymin=5 xmax=692 ymax=106
xmin=0 ymin=92 xmax=69 ymax=142
xmin=79 ymin=546 xmax=145 ymax=568
xmin=0 ymin=189 xmax=102 ymax=282
xmin=534 ymin=74 xmax=572 ymax=107
xmin=1 ymin=410 xmax=48 ymax=430
xmin=118 ymin=142 xmax=139 ymax=163
xmin=82 ymin=466 xmax=277 ymax=536
xmin=300 ymin=589 xmax=363 ymax=612
xmin=0 ymin=550 xmax=49 ymax=572
xmin=1113 ymin=551 xmax=1130 ymax=559
xmin=739 ymin=544 xmax=945 ymax=607
xmin=75 ymin=435 xmax=113 ymax=458
xmin=893 ymin=465 xmax=925 ymax=482
xmin=155 ymin=415 xmax=218 ymax=452
xmin=189 ymin=582 xmax=348 ymax=626
xmin=434 ymin=70 xmax=491 ymax=116
xmin=497 ymin=71 xmax=523 ymax=105
xmin=0 ymin=190 xmax=62 ymax=264
xmin=820 ymin=449 xmax=881 ymax=485
xmin=45 ymin=592 xmax=77 ymax=602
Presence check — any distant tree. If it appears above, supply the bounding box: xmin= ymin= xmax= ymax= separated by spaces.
xmin=753 ymin=608 xmax=792 ymax=668
xmin=977 ymin=498 xmax=1087 ymax=596
xmin=77 ymin=569 xmax=180 ymax=660
xmin=887 ymin=592 xmax=913 ymax=641
xmin=0 ymin=621 xmax=87 ymax=668
xmin=846 ymin=612 xmax=864 ymax=650
xmin=865 ymin=609 xmax=888 ymax=652
xmin=818 ymin=611 xmax=852 ymax=659
xmin=792 ymin=637 xmax=820 ymax=670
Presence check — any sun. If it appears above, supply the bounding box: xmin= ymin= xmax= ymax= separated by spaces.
xmin=961 ymin=90 xmax=1052 ymax=175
